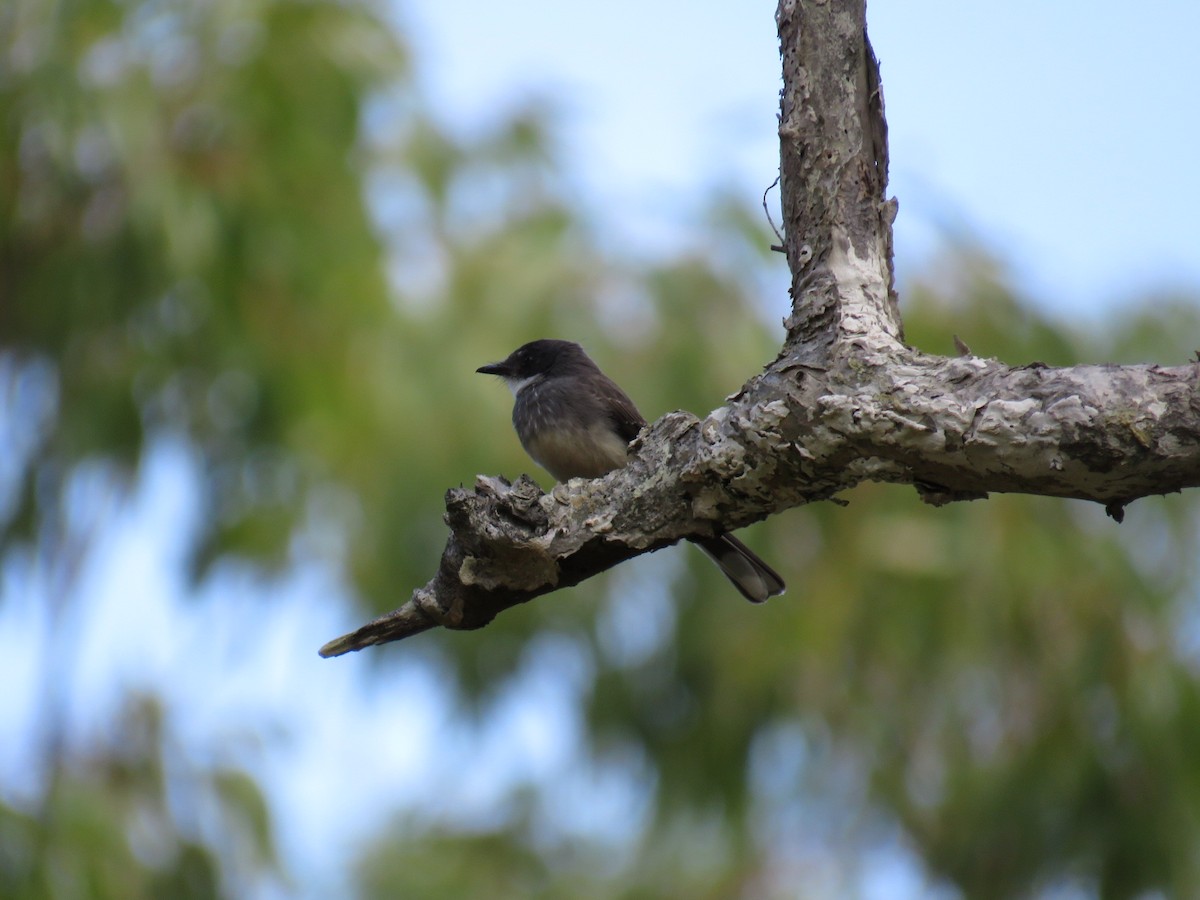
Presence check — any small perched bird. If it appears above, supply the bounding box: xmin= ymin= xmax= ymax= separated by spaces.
xmin=477 ymin=339 xmax=785 ymax=603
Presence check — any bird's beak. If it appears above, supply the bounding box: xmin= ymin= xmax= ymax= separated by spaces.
xmin=476 ymin=362 xmax=510 ymax=376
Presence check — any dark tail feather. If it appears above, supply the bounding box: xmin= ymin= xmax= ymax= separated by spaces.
xmin=694 ymin=533 xmax=786 ymax=603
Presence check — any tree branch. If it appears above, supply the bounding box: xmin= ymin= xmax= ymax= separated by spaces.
xmin=776 ymin=0 xmax=900 ymax=349
xmin=319 ymin=0 xmax=1200 ymax=656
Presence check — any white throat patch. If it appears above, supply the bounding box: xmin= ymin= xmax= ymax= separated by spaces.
xmin=504 ymin=373 xmax=544 ymax=397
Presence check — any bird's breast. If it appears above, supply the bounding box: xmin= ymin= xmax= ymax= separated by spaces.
xmin=522 ymin=421 xmax=631 ymax=482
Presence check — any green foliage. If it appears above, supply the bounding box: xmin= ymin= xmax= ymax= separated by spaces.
xmin=3 ymin=0 xmax=1200 ymax=897
xmin=0 ymin=0 xmax=404 ymax=567
xmin=1 ymin=0 xmax=392 ymax=892
xmin=0 ymin=696 xmax=268 ymax=899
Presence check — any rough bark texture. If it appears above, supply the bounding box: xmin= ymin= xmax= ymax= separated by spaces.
xmin=320 ymin=0 xmax=1200 ymax=657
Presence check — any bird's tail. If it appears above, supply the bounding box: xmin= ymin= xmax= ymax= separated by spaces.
xmin=695 ymin=533 xmax=786 ymax=603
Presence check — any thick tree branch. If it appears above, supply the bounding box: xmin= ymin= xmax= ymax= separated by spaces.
xmin=322 ymin=350 xmax=1200 ymax=655
xmin=776 ymin=0 xmax=901 ymax=350
xmin=320 ymin=0 xmax=1200 ymax=656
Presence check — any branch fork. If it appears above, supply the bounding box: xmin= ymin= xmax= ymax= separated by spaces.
xmin=320 ymin=0 xmax=1200 ymax=656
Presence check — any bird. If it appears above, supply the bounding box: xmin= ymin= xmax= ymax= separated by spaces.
xmin=476 ymin=339 xmax=785 ymax=603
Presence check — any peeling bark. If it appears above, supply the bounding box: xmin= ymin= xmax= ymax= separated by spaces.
xmin=320 ymin=0 xmax=1200 ymax=657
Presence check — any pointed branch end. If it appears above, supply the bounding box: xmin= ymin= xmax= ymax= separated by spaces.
xmin=319 ymin=600 xmax=438 ymax=658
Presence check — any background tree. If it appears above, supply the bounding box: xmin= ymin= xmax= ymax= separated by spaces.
xmin=2 ymin=0 xmax=1199 ymax=898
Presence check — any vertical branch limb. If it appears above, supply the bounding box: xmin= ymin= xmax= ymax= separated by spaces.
xmin=776 ymin=0 xmax=902 ymax=352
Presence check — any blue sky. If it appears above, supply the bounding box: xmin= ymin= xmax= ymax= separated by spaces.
xmin=401 ymin=0 xmax=1200 ymax=317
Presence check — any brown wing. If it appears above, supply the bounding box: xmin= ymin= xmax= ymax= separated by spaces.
xmin=592 ymin=374 xmax=646 ymax=444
